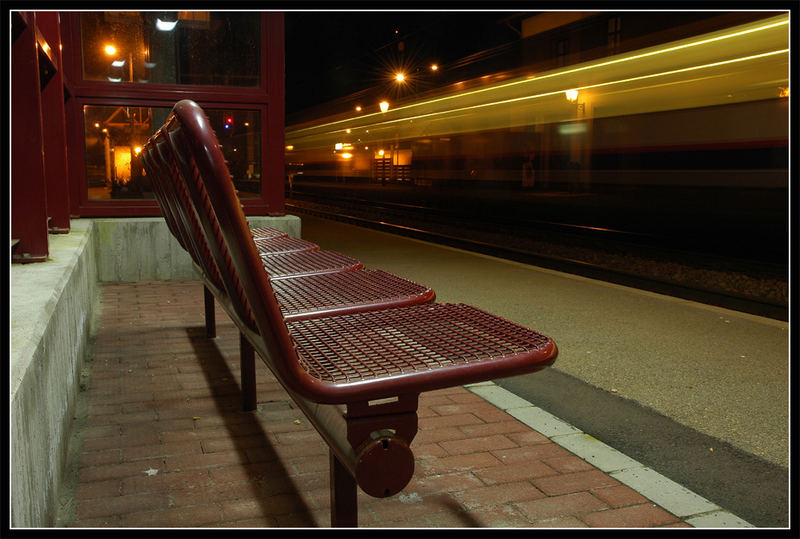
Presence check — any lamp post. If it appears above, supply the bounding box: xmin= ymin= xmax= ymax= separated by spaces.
xmin=101 ymin=128 xmax=112 ymax=186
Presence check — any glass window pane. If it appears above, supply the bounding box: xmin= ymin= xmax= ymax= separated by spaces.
xmin=80 ymin=12 xmax=260 ymax=87
xmin=84 ymin=105 xmax=261 ymax=200
xmin=84 ymin=105 xmax=162 ymax=200
xmin=204 ymin=109 xmax=262 ymax=198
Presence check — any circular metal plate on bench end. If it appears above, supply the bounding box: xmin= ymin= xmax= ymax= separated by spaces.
xmin=355 ymin=436 xmax=415 ymax=498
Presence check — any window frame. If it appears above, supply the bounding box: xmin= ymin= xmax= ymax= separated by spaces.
xmin=60 ymin=11 xmax=285 ymax=217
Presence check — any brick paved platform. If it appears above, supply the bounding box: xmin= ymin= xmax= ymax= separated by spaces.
xmin=56 ymin=281 xmax=693 ymax=528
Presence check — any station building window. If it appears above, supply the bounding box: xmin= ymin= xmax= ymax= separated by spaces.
xmin=60 ymin=11 xmax=284 ymax=216
xmin=79 ymin=11 xmax=260 ymax=87
xmin=83 ymin=105 xmax=262 ymax=200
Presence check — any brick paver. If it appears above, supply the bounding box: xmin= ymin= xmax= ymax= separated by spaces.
xmin=55 ymin=280 xmax=693 ymax=528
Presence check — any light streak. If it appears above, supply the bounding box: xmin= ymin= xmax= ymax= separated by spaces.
xmin=288 ymin=15 xmax=788 ymax=138
xmin=294 ymin=49 xmax=788 ymax=141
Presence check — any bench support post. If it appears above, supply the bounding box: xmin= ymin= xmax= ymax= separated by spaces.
xmin=203 ymin=285 xmax=216 ymax=338
xmin=330 ymin=449 xmax=358 ymax=527
xmin=240 ymin=333 xmax=257 ymax=411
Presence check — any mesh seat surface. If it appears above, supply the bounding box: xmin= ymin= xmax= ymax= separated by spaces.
xmin=287 ymin=303 xmax=554 ymax=385
xmin=262 ymin=250 xmax=363 ymax=279
xmin=250 ymin=226 xmax=288 ymax=240
xmin=255 ymin=236 xmax=319 ymax=255
xmin=273 ymin=269 xmax=434 ymax=320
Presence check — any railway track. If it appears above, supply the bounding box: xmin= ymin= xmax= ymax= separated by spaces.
xmin=286 ymin=192 xmax=788 ymax=321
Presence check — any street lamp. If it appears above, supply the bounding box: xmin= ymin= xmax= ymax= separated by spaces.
xmin=565 ymin=89 xmax=579 ymax=103
xmin=156 ymin=18 xmax=178 ymax=31
xmin=104 ymin=43 xmax=133 ymax=82
xmin=379 ymin=101 xmax=389 ymax=113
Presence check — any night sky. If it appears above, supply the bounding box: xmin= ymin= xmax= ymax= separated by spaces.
xmin=284 ymin=11 xmax=526 ymax=118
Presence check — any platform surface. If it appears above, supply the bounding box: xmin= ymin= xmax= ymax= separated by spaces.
xmin=54 ymin=214 xmax=788 ymax=528
xmin=55 ymin=281 xmax=702 ymax=528
xmin=297 ymin=214 xmax=788 ymax=468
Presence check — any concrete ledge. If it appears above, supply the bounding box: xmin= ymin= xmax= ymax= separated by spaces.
xmin=92 ymin=215 xmax=301 ymax=282
xmin=10 ymin=220 xmax=98 ymax=527
xmin=10 ymin=214 xmax=302 ymax=527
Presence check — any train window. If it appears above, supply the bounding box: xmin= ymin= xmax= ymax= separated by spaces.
xmin=83 ymin=105 xmax=262 ymax=200
xmin=607 ymin=16 xmax=621 ymax=53
xmin=556 ymin=38 xmax=569 ymax=66
xmin=79 ymin=12 xmax=260 ymax=87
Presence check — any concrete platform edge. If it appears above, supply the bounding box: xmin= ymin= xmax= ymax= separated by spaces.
xmin=464 ymin=382 xmax=754 ymax=528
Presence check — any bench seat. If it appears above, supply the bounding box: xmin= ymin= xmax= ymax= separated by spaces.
xmin=260 ymin=249 xmax=363 ymax=279
xmin=250 ymin=226 xmax=289 ymax=240
xmin=254 ymin=235 xmax=318 ymax=254
xmin=287 ymin=302 xmax=555 ymax=398
xmin=273 ymin=269 xmax=435 ymax=321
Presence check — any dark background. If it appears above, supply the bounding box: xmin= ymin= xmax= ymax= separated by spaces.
xmin=284 ymin=11 xmax=526 ymax=117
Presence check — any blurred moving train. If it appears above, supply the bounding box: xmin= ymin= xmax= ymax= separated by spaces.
xmin=285 ymin=13 xmax=789 ymax=262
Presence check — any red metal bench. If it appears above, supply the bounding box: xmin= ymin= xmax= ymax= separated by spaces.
xmin=143 ymin=99 xmax=558 ymax=527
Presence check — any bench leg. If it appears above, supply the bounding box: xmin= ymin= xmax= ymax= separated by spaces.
xmin=330 ymin=449 xmax=358 ymax=527
xmin=203 ymin=285 xmax=216 ymax=338
xmin=240 ymin=332 xmax=257 ymax=412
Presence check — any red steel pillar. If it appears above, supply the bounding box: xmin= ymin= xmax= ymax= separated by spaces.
xmin=11 ymin=11 xmax=50 ymax=262
xmin=36 ymin=12 xmax=72 ymax=234
xmin=264 ymin=13 xmax=286 ymax=216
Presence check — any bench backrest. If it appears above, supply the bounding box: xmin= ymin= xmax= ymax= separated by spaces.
xmin=143 ymin=130 xmax=226 ymax=292
xmin=141 ymin=139 xmax=195 ymax=260
xmin=158 ymin=100 xmax=308 ymax=395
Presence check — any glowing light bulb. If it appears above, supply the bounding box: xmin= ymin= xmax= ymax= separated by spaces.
xmin=156 ymin=18 xmax=178 ymax=31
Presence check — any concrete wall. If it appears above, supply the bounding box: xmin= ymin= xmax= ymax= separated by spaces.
xmin=9 ymin=215 xmax=301 ymax=527
xmin=92 ymin=215 xmax=301 ymax=281
xmin=10 ymin=220 xmax=98 ymax=528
